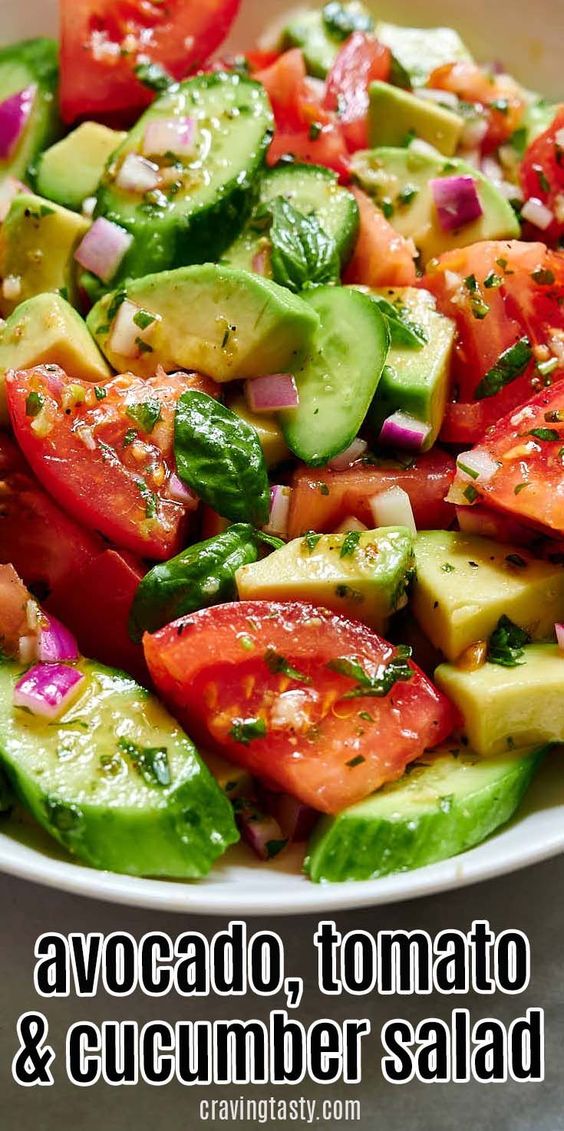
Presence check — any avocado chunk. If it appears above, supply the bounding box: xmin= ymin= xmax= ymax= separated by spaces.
xmin=0 ymin=193 xmax=89 ymax=316
xmin=412 ymin=531 xmax=564 ymax=661
xmin=305 ymin=743 xmax=546 ymax=882
xmin=34 ymin=123 xmax=126 ymax=212
xmin=368 ymin=287 xmax=455 ymax=449
xmin=236 ymin=527 xmax=414 ymax=631
xmin=0 ymin=39 xmax=60 ymax=183
xmin=227 ymin=396 xmax=290 ymax=468
xmin=375 ymin=23 xmax=473 ymax=87
xmin=88 ymin=264 xmax=319 ymax=382
xmin=369 ymin=82 xmax=464 ymax=156
xmin=282 ymin=2 xmax=375 ymax=78
xmin=94 ymin=73 xmax=273 ymax=287
xmin=351 ymin=146 xmax=519 ymax=265
xmin=0 ymin=294 xmax=111 ymax=426
xmin=435 ymin=645 xmax=564 ymax=756
xmin=0 ymin=658 xmax=238 ymax=876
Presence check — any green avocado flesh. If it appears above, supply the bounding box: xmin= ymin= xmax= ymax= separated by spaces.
xmin=88 ymin=264 xmax=320 ymax=382
xmin=94 ymin=72 xmax=274 ymax=286
xmin=0 ymin=660 xmax=238 ymax=877
xmin=0 ymin=38 xmax=60 ymax=182
xmin=305 ymin=745 xmax=547 ymax=883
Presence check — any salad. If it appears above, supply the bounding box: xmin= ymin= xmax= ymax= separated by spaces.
xmin=0 ymin=0 xmax=563 ymax=886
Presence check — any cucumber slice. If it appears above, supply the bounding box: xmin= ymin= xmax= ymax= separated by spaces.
xmin=223 ymin=163 xmax=360 ymax=273
xmin=281 ymin=286 xmax=389 ymax=465
xmin=94 ymin=72 xmax=274 ymax=286
xmin=305 ymin=745 xmax=548 ymax=883
xmin=0 ymin=39 xmax=60 ymax=183
xmin=0 ymin=660 xmax=238 ymax=876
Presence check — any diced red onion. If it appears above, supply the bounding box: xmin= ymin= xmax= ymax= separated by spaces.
xmin=0 ymin=175 xmax=26 ymax=222
xmin=379 ymin=411 xmax=431 ymax=452
xmin=167 ymin=472 xmax=199 ymax=510
xmin=460 ymin=115 xmax=488 ymax=149
xmin=556 ymin=623 xmax=564 ymax=652
xmin=328 ymin=437 xmax=368 ymax=471
xmin=335 ymin=515 xmax=368 ymax=534
xmin=261 ymin=790 xmax=317 ymax=842
xmin=370 ymin=486 xmax=416 ymax=533
xmin=431 ymin=175 xmax=483 ymax=231
xmin=116 ymin=153 xmax=160 ymax=194
xmin=252 ymin=248 xmax=269 ymax=276
xmin=0 ymin=85 xmax=36 ymax=159
xmin=521 ymin=197 xmax=554 ymax=231
xmin=264 ymin=484 xmax=291 ymax=538
xmin=74 ymin=217 xmax=133 ymax=283
xmin=456 ymin=449 xmax=499 ymax=484
xmin=245 ymin=373 xmax=299 ymax=414
xmin=13 ymin=663 xmax=84 ymax=720
xmin=108 ymin=298 xmax=159 ymax=358
xmin=238 ymin=803 xmax=287 ymax=861
xmin=143 ymin=117 xmax=196 ymax=158
xmin=37 ymin=614 xmax=79 ymax=664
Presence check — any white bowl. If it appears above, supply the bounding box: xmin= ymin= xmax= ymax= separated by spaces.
xmin=0 ymin=0 xmax=562 ymax=914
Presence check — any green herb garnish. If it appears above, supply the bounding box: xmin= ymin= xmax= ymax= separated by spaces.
xmin=264 ymin=648 xmax=312 ymax=684
xmin=126 ymin=396 xmax=162 ymax=434
xmin=340 ymin=531 xmax=361 ymax=558
xmin=118 ymin=737 xmax=171 ymax=787
xmin=475 ymin=337 xmax=532 ymax=399
xmin=487 ymin=615 xmax=530 ymax=668
xmin=229 ymin=717 xmax=267 ymax=745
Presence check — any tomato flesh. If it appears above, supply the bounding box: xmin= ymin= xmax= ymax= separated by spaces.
xmin=324 ymin=33 xmax=391 ymax=152
xmin=343 ymin=186 xmax=417 ymax=287
xmin=60 ymin=0 xmax=242 ymax=122
xmin=427 ymin=62 xmax=525 ymax=152
xmin=144 ymin=601 xmax=456 ymax=814
xmin=521 ymin=106 xmax=564 ymax=245
xmin=6 ymin=366 xmax=217 ymax=560
xmin=288 ymin=449 xmax=456 ymax=539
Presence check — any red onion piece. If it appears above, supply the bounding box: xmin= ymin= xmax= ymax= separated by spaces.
xmin=370 ymin=486 xmax=416 ymax=533
xmin=252 ymin=248 xmax=269 ymax=276
xmin=167 ymin=472 xmax=199 ymax=509
xmin=13 ymin=663 xmax=84 ymax=720
xmin=37 ymin=615 xmax=79 ymax=664
xmin=556 ymin=623 xmax=564 ymax=652
xmin=143 ymin=117 xmax=196 ymax=158
xmin=261 ymin=790 xmax=317 ymax=842
xmin=237 ymin=800 xmax=288 ymax=861
xmin=328 ymin=437 xmax=368 ymax=471
xmin=379 ymin=411 xmax=431 ymax=452
xmin=116 ymin=154 xmax=160 ymax=194
xmin=0 ymin=85 xmax=36 ymax=159
xmin=456 ymin=449 xmax=498 ymax=484
xmin=0 ymin=175 xmax=26 ymax=222
xmin=245 ymin=373 xmax=299 ymax=413
xmin=430 ymin=175 xmax=483 ymax=231
xmin=521 ymin=197 xmax=555 ymax=231
xmin=264 ymin=484 xmax=292 ymax=538
xmin=74 ymin=217 xmax=133 ymax=283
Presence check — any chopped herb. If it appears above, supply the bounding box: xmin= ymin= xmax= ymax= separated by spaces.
xmin=308 ymin=121 xmax=323 ymax=140
xmin=509 ymin=127 xmax=527 ymax=156
xmin=527 ymin=427 xmax=560 ymax=441
xmin=106 ymin=289 xmax=127 ymax=322
xmin=117 ymin=737 xmax=171 ymax=787
xmin=514 ymin=482 xmax=529 ymax=494
xmin=319 ymin=483 xmax=330 ymax=496
xmin=264 ymin=648 xmax=311 ymax=684
xmin=441 ymin=562 xmax=455 ymax=573
xmin=302 ymin=531 xmax=322 ymax=553
xmin=265 ymin=838 xmax=288 ymax=860
xmin=475 ymin=337 xmax=532 ymax=399
xmin=94 ymin=386 xmax=107 ymax=400
xmin=398 ymin=184 xmax=419 ymax=206
xmin=335 ymin=583 xmax=363 ymax=602
xmin=490 ymin=97 xmax=510 ymax=114
xmin=458 ymin=460 xmax=479 ymax=480
xmin=328 ymin=648 xmax=413 ymax=699
xmin=381 ymin=198 xmax=395 ymax=219
xmin=133 ymin=309 xmax=157 ymax=331
xmin=532 ymin=266 xmax=556 ymax=285
xmin=346 ymin=755 xmax=366 ymax=768
xmin=25 ymin=391 xmax=45 ymax=418
xmin=340 ymin=530 xmax=361 ymax=558
xmin=126 ymin=396 xmax=162 ymax=433
xmin=468 ymin=560 xmax=479 ymax=568
xmin=505 ymin=553 xmax=527 ymax=568
xmin=229 ymin=717 xmax=267 ymax=745
xmin=359 ymin=711 xmax=374 ymax=722
xmin=532 ymin=163 xmax=551 ymax=193
xmin=463 ymin=274 xmax=489 ymax=319
xmin=134 ymin=61 xmax=173 ymax=92
xmin=368 ymin=295 xmax=428 ymax=349
xmin=484 ymin=271 xmax=503 ymax=289
xmin=135 ymin=337 xmax=154 ymax=355
xmin=123 ymin=428 xmax=137 ymax=447
xmin=137 ymin=480 xmax=158 ymax=519
xmin=487 ymin=615 xmax=530 ymax=667
xmin=322 ymin=0 xmax=374 ymax=39
xmin=463 ymin=485 xmax=479 ymax=502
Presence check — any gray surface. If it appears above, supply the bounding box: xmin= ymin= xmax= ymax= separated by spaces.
xmin=1 ymin=856 xmax=563 ymax=1130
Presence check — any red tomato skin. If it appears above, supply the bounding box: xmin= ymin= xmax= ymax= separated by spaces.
xmin=422 ymin=240 xmax=564 ymax=444
xmin=287 ymin=449 xmax=456 ymax=539
xmin=60 ymin=0 xmax=242 ymax=122
xmin=144 ymin=601 xmax=456 ymax=814
xmin=48 ymin=549 xmax=147 ymax=683
xmin=521 ymin=106 xmax=564 ymax=244
xmin=0 ymin=433 xmax=103 ymax=600
xmin=324 ymin=33 xmax=391 ymax=152
xmin=343 ymin=186 xmax=417 ymax=287
xmin=6 ymin=366 xmax=213 ymax=561
xmin=460 ymin=378 xmax=564 ymax=538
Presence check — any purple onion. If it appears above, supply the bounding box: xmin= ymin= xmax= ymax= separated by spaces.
xmin=261 ymin=790 xmax=318 ymax=842
xmin=37 ymin=615 xmax=79 ymax=664
xmin=328 ymin=437 xmax=368 ymax=471
xmin=556 ymin=624 xmax=564 ymax=652
xmin=245 ymin=373 xmax=299 ymax=413
xmin=74 ymin=217 xmax=133 ymax=283
xmin=264 ymin=484 xmax=292 ymax=538
xmin=13 ymin=664 xmax=84 ymax=720
xmin=379 ymin=411 xmax=431 ymax=451
xmin=237 ymin=800 xmax=288 ymax=861
xmin=0 ymin=85 xmax=36 ymax=159
xmin=143 ymin=117 xmax=196 ymax=158
xmin=431 ymin=175 xmax=483 ymax=231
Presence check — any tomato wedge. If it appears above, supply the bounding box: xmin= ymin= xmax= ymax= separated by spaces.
xmin=324 ymin=32 xmax=391 ymax=152
xmin=521 ymin=106 xmax=564 ymax=245
xmin=455 ymin=378 xmax=564 ymax=538
xmin=6 ymin=366 xmax=217 ymax=560
xmin=144 ymin=601 xmax=456 ymax=814
xmin=288 ymin=449 xmax=456 ymax=539
xmin=422 ymin=240 xmax=564 ymax=444
xmin=60 ymin=0 xmax=242 ymax=122
xmin=0 ymin=433 xmax=103 ymax=601
xmin=343 ymin=186 xmax=417 ymax=287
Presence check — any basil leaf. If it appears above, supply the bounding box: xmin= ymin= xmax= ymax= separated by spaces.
xmin=366 ymin=294 xmax=428 ymax=349
xmin=129 ymin=524 xmax=261 ymax=641
xmin=118 ymin=738 xmax=171 ymax=788
xmin=322 ymin=1 xmax=374 ymax=41
xmin=267 ymin=197 xmax=340 ymax=294
xmin=229 ymin=717 xmax=267 ymax=745
xmin=327 ymin=650 xmax=413 ymax=698
xmin=487 ymin=615 xmax=530 ymax=668
xmin=125 ymin=396 xmax=162 ymax=434
xmin=174 ymin=392 xmax=270 ymax=526
xmin=475 ymin=337 xmax=532 ymax=399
